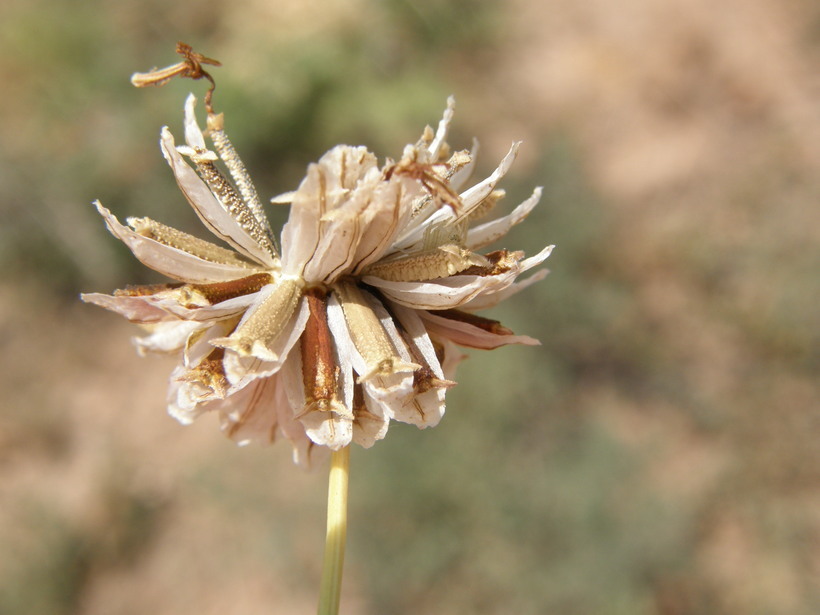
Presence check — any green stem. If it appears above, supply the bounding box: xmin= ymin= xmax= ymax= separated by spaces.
xmin=317 ymin=446 xmax=350 ymax=615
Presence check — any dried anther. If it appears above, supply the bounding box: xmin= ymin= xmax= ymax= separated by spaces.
xmin=131 ymin=42 xmax=222 ymax=113
xmin=384 ymin=159 xmax=463 ymax=213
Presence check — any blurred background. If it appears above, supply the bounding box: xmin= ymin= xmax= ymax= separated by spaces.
xmin=1 ymin=0 xmax=818 ymax=613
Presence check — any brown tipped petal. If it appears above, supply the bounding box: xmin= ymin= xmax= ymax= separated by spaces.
xmin=298 ymin=289 xmax=353 ymax=421
xmin=419 ymin=310 xmax=541 ymax=349
xmin=93 ymin=202 xmax=259 ymax=283
xmin=282 ymin=341 xmax=353 ymax=450
xmin=426 ymin=96 xmax=455 ymax=162
xmin=84 ymin=284 xmax=259 ymax=326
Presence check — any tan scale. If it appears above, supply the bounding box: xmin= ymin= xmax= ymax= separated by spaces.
xmin=362 ymin=244 xmax=489 ymax=282
xmin=298 ymin=289 xmax=352 ymax=420
xmin=206 ymin=113 xmax=275 ymax=250
xmin=191 ymin=155 xmax=278 ymax=259
xmin=335 ymin=282 xmax=418 ymax=381
xmin=212 ymin=277 xmax=303 ymax=357
xmin=128 ymin=217 xmax=259 ymax=268
xmin=466 ymin=189 xmax=505 ymax=223
xmin=189 ymin=272 xmax=273 ymax=304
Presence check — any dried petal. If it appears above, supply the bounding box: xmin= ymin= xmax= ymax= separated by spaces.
xmin=93 ymin=202 xmax=260 ymax=282
xmin=419 ymin=310 xmax=541 ymax=349
xmin=212 ymin=277 xmax=304 ymax=360
xmin=298 ymin=289 xmax=352 ymax=420
xmin=466 ymin=187 xmax=542 ymax=250
xmin=332 ymin=282 xmax=419 ymax=388
xmin=160 ymin=127 xmax=278 ymax=267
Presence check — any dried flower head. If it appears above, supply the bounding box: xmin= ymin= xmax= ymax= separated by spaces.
xmin=83 ymin=49 xmax=553 ymax=465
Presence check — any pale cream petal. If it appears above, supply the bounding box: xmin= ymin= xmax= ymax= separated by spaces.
xmin=350 ymin=179 xmax=415 ymax=274
xmin=218 ymin=375 xmax=280 ymax=446
xmin=312 ymin=173 xmax=418 ymax=283
xmin=329 ymin=287 xmax=419 ymax=428
xmin=183 ymin=93 xmax=208 ymax=150
xmin=352 ymin=386 xmax=389 ymax=448
xmin=456 ymin=142 xmax=521 ymax=219
xmin=85 ymin=287 xmax=258 ymax=324
xmin=384 ymin=301 xmax=449 ymax=428
xmin=466 ymin=187 xmax=542 ymax=250
xmin=460 ymin=269 xmax=550 ymax=311
xmin=80 ymin=292 xmax=171 ymax=323
xmin=427 ymin=96 xmax=455 ymax=161
xmin=419 ymin=311 xmax=541 ymax=349
xmin=398 ymin=387 xmax=446 ymax=429
xmin=281 ymin=146 xmax=379 ymax=279
xmin=160 ymin=127 xmax=277 ymax=268
xmin=361 ymin=274 xmax=511 ymax=310
xmin=387 ymin=302 xmax=446 ymax=380
xmin=270 ymin=190 xmax=295 ymax=204
xmin=133 ymin=320 xmax=207 ymax=356
xmin=276 ymin=354 xmax=327 ymax=466
xmin=301 ymin=188 xmax=367 ymax=283
xmin=518 ymin=245 xmax=555 ymax=271
xmin=165 ymin=292 xmax=259 ymax=321
xmin=298 ymin=403 xmax=354 ymax=450
xmin=93 ymin=201 xmax=258 ymax=283
xmin=167 ymin=364 xmax=215 ymax=425
xmin=279 ymin=164 xmax=322 ymax=277
xmin=182 ymin=318 xmax=238 ymax=368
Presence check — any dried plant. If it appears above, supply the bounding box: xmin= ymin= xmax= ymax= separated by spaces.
xmin=82 ymin=43 xmax=552 ymax=614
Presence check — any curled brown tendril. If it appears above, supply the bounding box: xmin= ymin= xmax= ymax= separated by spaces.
xmin=131 ymin=42 xmax=222 ymax=113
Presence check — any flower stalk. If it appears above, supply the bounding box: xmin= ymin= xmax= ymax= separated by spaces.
xmin=318 ymin=446 xmax=350 ymax=615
